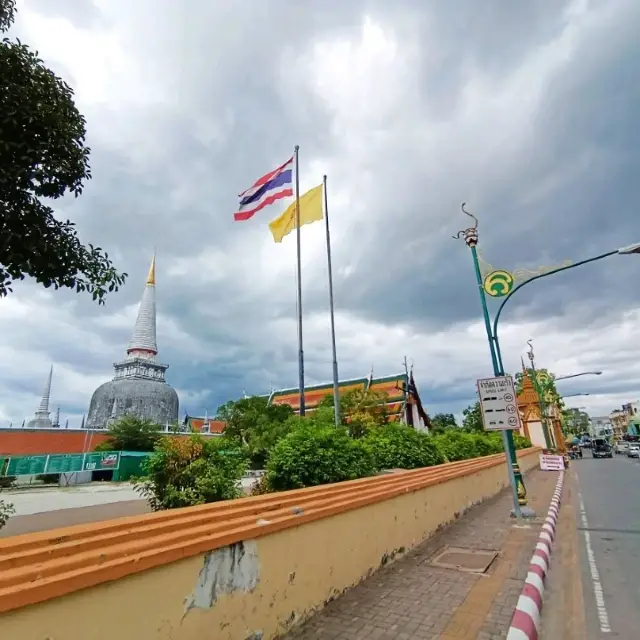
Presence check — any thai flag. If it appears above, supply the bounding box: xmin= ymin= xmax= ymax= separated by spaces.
xmin=234 ymin=156 xmax=294 ymax=222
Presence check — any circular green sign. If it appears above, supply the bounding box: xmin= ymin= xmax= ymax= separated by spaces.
xmin=483 ymin=270 xmax=514 ymax=297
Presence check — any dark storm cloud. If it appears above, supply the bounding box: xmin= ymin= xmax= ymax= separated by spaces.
xmin=4 ymin=0 xmax=640 ymax=421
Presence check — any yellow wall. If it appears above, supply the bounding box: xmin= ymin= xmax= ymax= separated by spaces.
xmin=0 ymin=450 xmax=539 ymax=640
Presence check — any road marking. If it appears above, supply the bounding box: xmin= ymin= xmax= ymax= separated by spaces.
xmin=576 ymin=480 xmax=611 ymax=635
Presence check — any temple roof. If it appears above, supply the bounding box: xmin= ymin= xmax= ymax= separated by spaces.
xmin=185 ymin=417 xmax=226 ymax=434
xmin=268 ymin=372 xmax=410 ymax=421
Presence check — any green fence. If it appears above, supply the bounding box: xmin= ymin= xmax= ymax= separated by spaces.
xmin=1 ymin=451 xmax=121 ymax=477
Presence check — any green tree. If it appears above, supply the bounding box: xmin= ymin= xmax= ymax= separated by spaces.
xmin=562 ymin=408 xmax=590 ymax=436
xmin=462 ymin=402 xmax=484 ymax=432
xmin=318 ymin=387 xmax=390 ymax=437
xmin=134 ymin=435 xmax=247 ymax=510
xmin=364 ymin=424 xmax=445 ymax=470
xmin=266 ymin=423 xmax=375 ymax=491
xmin=216 ymin=396 xmax=293 ymax=445
xmin=0 ymin=0 xmax=126 ymax=302
xmin=430 ymin=413 xmax=458 ymax=434
xmin=94 ymin=415 xmax=161 ymax=452
xmin=515 ymin=368 xmax=563 ymax=406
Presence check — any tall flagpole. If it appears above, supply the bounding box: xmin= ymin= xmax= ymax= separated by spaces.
xmin=294 ymin=145 xmax=306 ymax=416
xmin=323 ymin=175 xmax=340 ymax=425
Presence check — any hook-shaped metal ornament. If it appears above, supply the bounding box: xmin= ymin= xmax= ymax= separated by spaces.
xmin=453 ymin=202 xmax=480 ymax=247
xmin=527 ymin=339 xmax=535 ymax=362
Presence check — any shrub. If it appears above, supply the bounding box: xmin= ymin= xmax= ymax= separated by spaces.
xmin=0 ymin=475 xmax=16 ymax=489
xmin=36 ymin=473 xmax=60 ymax=485
xmin=0 ymin=498 xmax=13 ymax=531
xmin=364 ymin=424 xmax=445 ymax=470
xmin=432 ymin=431 xmax=480 ymax=462
xmin=266 ymin=424 xmax=376 ymax=491
xmin=470 ymin=433 xmax=504 ymax=457
xmin=513 ymin=433 xmax=532 ymax=449
xmin=134 ymin=435 xmax=247 ymax=511
xmin=249 ymin=474 xmax=271 ymax=496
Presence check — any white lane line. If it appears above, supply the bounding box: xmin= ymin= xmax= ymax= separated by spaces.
xmin=576 ymin=482 xmax=612 ymax=634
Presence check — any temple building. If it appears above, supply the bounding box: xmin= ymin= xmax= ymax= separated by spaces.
xmin=26 ymin=365 xmax=55 ymax=428
xmin=86 ymin=256 xmax=179 ymax=429
xmin=516 ymin=368 xmax=565 ymax=451
xmin=267 ymin=371 xmax=431 ymax=432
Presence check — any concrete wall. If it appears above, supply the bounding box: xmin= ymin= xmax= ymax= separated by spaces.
xmin=0 ymin=449 xmax=540 ymax=640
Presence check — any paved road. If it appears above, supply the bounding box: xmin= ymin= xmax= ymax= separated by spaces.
xmin=573 ymin=449 xmax=640 ymax=639
xmin=1 ymin=499 xmax=150 ymax=538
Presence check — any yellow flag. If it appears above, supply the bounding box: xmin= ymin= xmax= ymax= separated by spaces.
xmin=269 ymin=184 xmax=323 ymax=243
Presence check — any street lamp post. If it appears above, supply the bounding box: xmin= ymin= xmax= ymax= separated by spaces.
xmin=526 ymin=340 xmax=553 ymax=449
xmin=454 ymin=205 xmax=529 ymax=519
xmin=492 ymin=246 xmax=640 ymax=375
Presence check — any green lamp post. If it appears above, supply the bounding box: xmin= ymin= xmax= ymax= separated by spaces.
xmin=454 ymin=204 xmax=531 ymax=519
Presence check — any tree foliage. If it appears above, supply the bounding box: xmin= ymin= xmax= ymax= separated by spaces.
xmin=0 ymin=496 xmax=13 ymax=530
xmin=0 ymin=457 xmax=14 ymax=529
xmin=134 ymin=435 xmax=247 ymax=510
xmin=562 ymin=408 xmax=590 ymax=435
xmin=216 ymin=396 xmax=294 ymax=468
xmin=318 ymin=387 xmax=390 ymax=437
xmin=430 ymin=412 xmax=458 ymax=434
xmin=94 ymin=415 xmax=161 ymax=452
xmin=364 ymin=424 xmax=445 ymax=470
xmin=462 ymin=402 xmax=484 ymax=432
xmin=0 ymin=0 xmax=126 ymax=302
xmin=217 ymin=396 xmax=293 ymax=443
xmin=515 ymin=368 xmax=563 ymax=408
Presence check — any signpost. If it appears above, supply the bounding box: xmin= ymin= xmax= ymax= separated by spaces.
xmin=477 ymin=375 xmax=521 ymax=431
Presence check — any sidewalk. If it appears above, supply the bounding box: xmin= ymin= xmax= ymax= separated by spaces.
xmin=284 ymin=468 xmax=559 ymax=640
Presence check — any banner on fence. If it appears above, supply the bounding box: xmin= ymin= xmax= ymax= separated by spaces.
xmin=1 ymin=452 xmax=121 ymax=476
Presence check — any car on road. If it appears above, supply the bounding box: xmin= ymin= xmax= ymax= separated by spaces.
xmin=592 ymin=438 xmax=613 ymax=459
xmin=627 ymin=444 xmax=640 ymax=458
xmin=615 ymin=440 xmax=630 ymax=455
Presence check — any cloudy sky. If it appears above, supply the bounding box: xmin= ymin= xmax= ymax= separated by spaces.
xmin=1 ymin=0 xmax=639 ymax=426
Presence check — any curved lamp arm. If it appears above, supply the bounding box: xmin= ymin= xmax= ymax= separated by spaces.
xmin=492 ymin=250 xmax=618 ymax=368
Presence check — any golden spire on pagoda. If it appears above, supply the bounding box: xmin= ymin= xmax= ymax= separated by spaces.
xmin=146 ymin=252 xmax=156 ymax=286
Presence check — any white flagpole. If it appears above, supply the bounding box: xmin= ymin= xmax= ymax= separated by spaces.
xmin=294 ymin=145 xmax=306 ymax=415
xmin=323 ymin=175 xmax=340 ymax=425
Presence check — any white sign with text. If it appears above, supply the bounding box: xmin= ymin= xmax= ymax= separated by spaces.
xmin=539 ymin=454 xmax=565 ymax=471
xmin=477 ymin=375 xmax=521 ymax=431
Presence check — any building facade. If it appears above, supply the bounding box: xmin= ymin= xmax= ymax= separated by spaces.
xmin=267 ymin=371 xmax=431 ymax=432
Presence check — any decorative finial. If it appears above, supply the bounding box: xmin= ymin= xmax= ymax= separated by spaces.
xmin=453 ymin=202 xmax=479 ymax=247
xmin=527 ymin=339 xmax=534 ymax=364
xmin=146 ymin=253 xmax=156 ymax=286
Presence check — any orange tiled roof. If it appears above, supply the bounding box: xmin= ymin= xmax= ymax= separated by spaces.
xmin=269 ymin=373 xmax=408 ymax=417
xmin=186 ymin=418 xmax=226 ymax=434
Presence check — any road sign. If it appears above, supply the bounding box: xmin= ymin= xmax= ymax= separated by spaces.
xmin=477 ymin=375 xmax=521 ymax=431
xmin=539 ymin=454 xmax=565 ymax=471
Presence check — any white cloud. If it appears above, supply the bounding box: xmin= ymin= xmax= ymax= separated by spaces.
xmin=2 ymin=0 xmax=640 ymax=428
